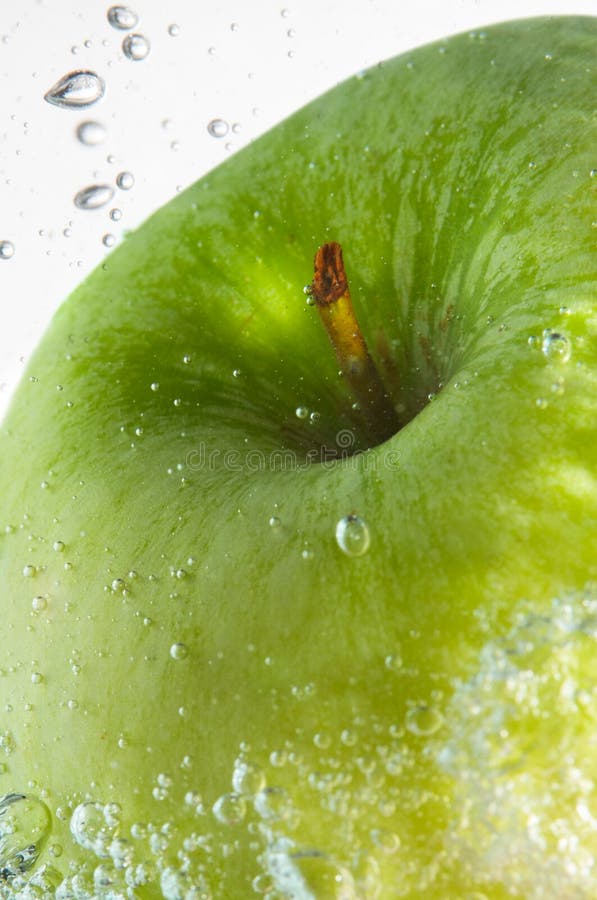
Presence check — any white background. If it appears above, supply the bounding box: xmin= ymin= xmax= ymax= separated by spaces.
xmin=1 ymin=0 xmax=595 ymax=418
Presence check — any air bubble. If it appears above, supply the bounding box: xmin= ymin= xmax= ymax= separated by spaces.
xmin=542 ymin=329 xmax=571 ymax=363
xmin=405 ymin=704 xmax=444 ymax=736
xmin=169 ymin=642 xmax=188 ymax=661
xmin=254 ymin=786 xmax=292 ymax=821
xmin=167 ymin=24 xmax=180 ymax=37
xmin=102 ymin=233 xmax=116 ymax=248
xmin=0 ymin=241 xmax=15 ymax=260
xmin=0 ymin=793 xmax=52 ymax=880
xmin=335 ymin=514 xmax=371 ymax=557
xmin=212 ymin=792 xmax=246 ymax=825
xmin=122 ymin=33 xmax=150 ymax=60
xmin=295 ymin=406 xmax=308 ymax=419
xmin=76 ymin=120 xmax=106 ymax=146
xmin=107 ymin=5 xmax=139 ymax=30
xmin=70 ymin=801 xmax=115 ymax=855
xmin=207 ymin=118 xmax=229 ymax=138
xmin=44 ymin=71 xmax=105 ymax=109
xmin=232 ymin=759 xmax=266 ymax=795
xmin=116 ymin=171 xmax=135 ymax=190
xmin=110 ymin=208 xmax=122 ymax=221
xmin=74 ymin=184 xmax=115 ymax=210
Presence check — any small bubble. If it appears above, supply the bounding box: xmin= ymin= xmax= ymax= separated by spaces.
xmin=254 ymin=786 xmax=292 ymax=821
xmin=371 ymin=828 xmax=401 ymax=854
xmin=75 ymin=120 xmax=106 ymax=146
xmin=207 ymin=118 xmax=229 ymax=138
xmin=74 ymin=184 xmax=115 ymax=211
xmin=109 ymin=208 xmax=122 ymax=221
xmin=167 ymin=23 xmax=180 ymax=37
xmin=212 ymin=792 xmax=246 ymax=825
xmin=309 ymin=411 xmax=320 ymax=424
xmin=107 ymin=5 xmax=138 ymax=30
xmin=335 ymin=514 xmax=371 ymax=557
xmin=122 ymin=33 xmax=150 ymax=60
xmin=384 ymin=652 xmax=403 ymax=672
xmin=542 ymin=329 xmax=571 ymax=363
xmin=232 ymin=759 xmax=266 ymax=795
xmin=102 ymin=233 xmax=116 ymax=248
xmin=170 ymin=642 xmax=188 ymax=661
xmin=30 ymin=672 xmax=43 ymax=685
xmin=405 ymin=704 xmax=444 ymax=736
xmin=22 ymin=565 xmax=36 ymax=578
xmin=0 ymin=240 xmax=14 ymax=260
xmin=44 ymin=71 xmax=105 ymax=109
xmin=116 ymin=171 xmax=135 ymax=190
xmin=150 ymin=382 xmax=159 ymax=392
xmin=31 ymin=596 xmax=47 ymax=612
xmin=295 ymin=406 xmax=308 ymax=419
xmin=268 ymin=516 xmax=281 ymax=528
xmin=53 ymin=540 xmax=65 ymax=553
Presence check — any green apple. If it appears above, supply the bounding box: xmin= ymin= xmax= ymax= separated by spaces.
xmin=1 ymin=14 xmax=597 ymax=900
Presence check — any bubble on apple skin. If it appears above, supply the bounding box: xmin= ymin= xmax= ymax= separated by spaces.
xmin=169 ymin=642 xmax=188 ymax=661
xmin=541 ymin=329 xmax=571 ymax=363
xmin=74 ymin=184 xmax=114 ymax=211
xmin=335 ymin=514 xmax=370 ymax=557
xmin=212 ymin=792 xmax=246 ymax=826
xmin=232 ymin=759 xmax=266 ymax=796
xmin=75 ymin=120 xmax=106 ymax=146
xmin=0 ymin=241 xmax=15 ymax=260
xmin=122 ymin=33 xmax=150 ymax=61
xmin=0 ymin=793 xmax=52 ymax=881
xmin=69 ymin=801 xmax=119 ymax=857
xmin=405 ymin=704 xmax=444 ymax=737
xmin=44 ymin=71 xmax=105 ymax=109
xmin=266 ymin=846 xmax=356 ymax=900
xmin=107 ymin=5 xmax=139 ymax=30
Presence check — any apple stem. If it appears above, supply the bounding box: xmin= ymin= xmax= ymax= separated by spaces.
xmin=310 ymin=241 xmax=400 ymax=444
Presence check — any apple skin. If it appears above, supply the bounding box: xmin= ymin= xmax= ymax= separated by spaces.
xmin=1 ymin=15 xmax=597 ymax=899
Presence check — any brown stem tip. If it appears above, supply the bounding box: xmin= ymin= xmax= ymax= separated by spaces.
xmin=310 ymin=241 xmax=400 ymax=445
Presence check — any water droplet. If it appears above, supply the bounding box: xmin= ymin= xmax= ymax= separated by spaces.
xmin=542 ymin=329 xmax=571 ymax=363
xmin=0 ymin=241 xmax=15 ymax=260
xmin=44 ymin=70 xmax=105 ymax=109
xmin=0 ymin=793 xmax=52 ymax=879
xmin=116 ymin=170 xmax=135 ymax=190
xmin=207 ymin=118 xmax=229 ymax=138
xmin=405 ymin=704 xmax=444 ymax=736
xmin=232 ymin=759 xmax=266 ymax=795
xmin=212 ymin=792 xmax=246 ymax=825
xmin=335 ymin=514 xmax=371 ymax=557
xmin=295 ymin=406 xmax=308 ymax=419
xmin=107 ymin=5 xmax=139 ymax=30
xmin=74 ymin=184 xmax=115 ymax=211
xmin=122 ymin=33 xmax=150 ymax=61
xmin=169 ymin=642 xmax=188 ymax=661
xmin=76 ymin=120 xmax=106 ymax=146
